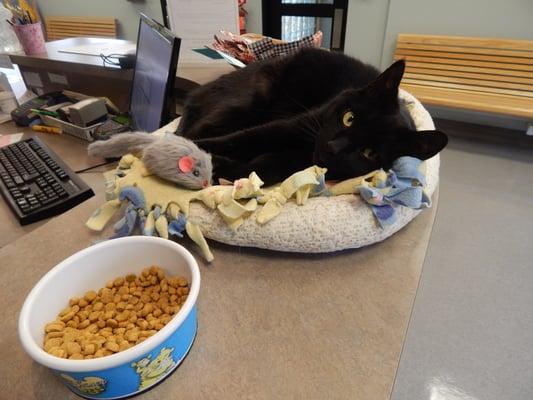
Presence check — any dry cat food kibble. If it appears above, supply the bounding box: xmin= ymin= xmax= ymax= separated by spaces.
xmin=42 ymin=266 xmax=190 ymax=360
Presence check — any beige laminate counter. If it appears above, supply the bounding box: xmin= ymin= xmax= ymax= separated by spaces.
xmin=0 ymin=121 xmax=438 ymax=399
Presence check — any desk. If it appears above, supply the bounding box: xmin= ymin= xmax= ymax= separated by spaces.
xmin=8 ymin=37 xmax=235 ymax=111
xmin=0 ymin=122 xmax=438 ymax=399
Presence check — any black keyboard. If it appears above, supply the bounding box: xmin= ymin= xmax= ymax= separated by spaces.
xmin=0 ymin=137 xmax=94 ymax=225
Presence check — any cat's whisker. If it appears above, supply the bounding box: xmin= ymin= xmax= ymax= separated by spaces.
xmin=299 ymin=120 xmax=320 ymax=138
xmin=251 ymin=104 xmax=322 ymax=139
xmin=280 ymin=91 xmax=324 ymax=132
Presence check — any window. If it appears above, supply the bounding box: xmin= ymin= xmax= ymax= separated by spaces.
xmin=262 ymin=0 xmax=348 ymax=51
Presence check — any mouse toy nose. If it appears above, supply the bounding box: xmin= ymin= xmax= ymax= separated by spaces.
xmin=202 ymin=180 xmax=209 ymax=188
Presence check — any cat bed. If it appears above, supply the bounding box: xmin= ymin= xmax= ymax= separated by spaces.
xmin=190 ymin=90 xmax=440 ymax=253
xmin=159 ymin=89 xmax=439 ymax=254
xmin=88 ymin=90 xmax=439 ymax=259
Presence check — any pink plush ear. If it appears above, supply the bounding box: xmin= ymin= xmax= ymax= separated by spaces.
xmin=177 ymin=155 xmax=194 ymax=173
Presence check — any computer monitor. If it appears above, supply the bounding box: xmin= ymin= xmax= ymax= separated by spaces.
xmin=129 ymin=14 xmax=181 ymax=132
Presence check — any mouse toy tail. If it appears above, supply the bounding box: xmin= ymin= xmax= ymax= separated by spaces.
xmin=87 ymin=132 xmax=157 ymax=159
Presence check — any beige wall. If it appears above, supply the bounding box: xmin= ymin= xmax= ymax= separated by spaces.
xmin=244 ymin=0 xmax=391 ymax=67
xmin=246 ymin=0 xmax=533 ymax=67
xmin=245 ymin=0 xmax=262 ymax=35
xmin=380 ymin=0 xmax=533 ymax=129
xmin=38 ymin=0 xmax=164 ymax=41
xmin=381 ymin=0 xmax=533 ymax=69
xmin=244 ymin=0 xmax=533 ymax=129
xmin=39 ymin=0 xmax=533 ymax=128
xmin=343 ymin=0 xmax=390 ymax=67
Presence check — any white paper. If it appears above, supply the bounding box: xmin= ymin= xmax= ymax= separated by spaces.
xmin=0 ymin=133 xmax=24 ymax=145
xmin=166 ymin=0 xmax=239 ymax=63
xmin=48 ymin=72 xmax=69 ymax=86
xmin=215 ymin=49 xmax=245 ymax=68
xmin=58 ymin=42 xmax=136 ymax=57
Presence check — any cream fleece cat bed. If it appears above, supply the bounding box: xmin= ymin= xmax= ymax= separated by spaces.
xmin=87 ymin=90 xmax=439 ymax=259
xmin=188 ymin=90 xmax=438 ymax=253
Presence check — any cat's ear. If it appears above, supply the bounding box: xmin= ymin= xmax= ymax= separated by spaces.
xmin=378 ymin=59 xmax=405 ymax=92
xmin=365 ymin=60 xmax=405 ymax=110
xmin=405 ymin=130 xmax=448 ymax=160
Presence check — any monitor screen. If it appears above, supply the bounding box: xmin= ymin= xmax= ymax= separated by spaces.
xmin=130 ymin=14 xmax=180 ymax=132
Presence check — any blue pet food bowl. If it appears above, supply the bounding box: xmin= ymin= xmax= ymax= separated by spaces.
xmin=19 ymin=236 xmax=200 ymax=399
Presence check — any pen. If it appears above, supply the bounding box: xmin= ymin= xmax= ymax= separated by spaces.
xmin=30 ymin=108 xmax=59 ymax=117
xmin=31 ymin=125 xmax=61 ymax=134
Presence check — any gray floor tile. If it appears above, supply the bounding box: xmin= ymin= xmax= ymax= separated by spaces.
xmin=391 ymin=135 xmax=533 ymax=400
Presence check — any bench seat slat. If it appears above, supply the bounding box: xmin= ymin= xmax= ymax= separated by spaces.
xmin=403 ymin=62 xmax=533 ymax=80
xmin=401 ymin=84 xmax=533 ymax=119
xmin=402 ymin=78 xmax=533 ymax=99
xmin=398 ymin=34 xmax=533 ymax=52
xmin=48 ymin=28 xmax=116 ymax=34
xmin=406 ymin=67 xmax=533 ymax=85
xmin=396 ymin=49 xmax=533 ymax=66
xmin=48 ymin=26 xmax=116 ymax=32
xmin=396 ymin=42 xmax=533 ymax=59
xmin=403 ymin=72 xmax=533 ymax=92
xmin=394 ymin=54 xmax=533 ymax=73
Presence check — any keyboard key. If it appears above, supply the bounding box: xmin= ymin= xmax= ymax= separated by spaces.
xmin=16 ymin=198 xmax=28 ymax=207
xmin=22 ymin=172 xmax=40 ymax=182
xmin=41 ymin=197 xmax=57 ymax=205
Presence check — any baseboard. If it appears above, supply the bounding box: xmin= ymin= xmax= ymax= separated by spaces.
xmin=434 ymin=118 xmax=533 ymax=148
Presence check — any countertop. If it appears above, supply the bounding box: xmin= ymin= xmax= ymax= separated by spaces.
xmin=0 ymin=121 xmax=439 ymax=399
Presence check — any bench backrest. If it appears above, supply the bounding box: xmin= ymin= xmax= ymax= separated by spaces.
xmin=45 ymin=16 xmax=117 ymax=41
xmin=394 ymin=34 xmax=533 ymax=100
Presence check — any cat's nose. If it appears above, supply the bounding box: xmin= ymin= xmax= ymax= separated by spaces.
xmin=202 ymin=180 xmax=209 ymax=188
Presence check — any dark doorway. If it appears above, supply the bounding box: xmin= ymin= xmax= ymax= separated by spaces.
xmin=262 ymin=0 xmax=348 ymax=51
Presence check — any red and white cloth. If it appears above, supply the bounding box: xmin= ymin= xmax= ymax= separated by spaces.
xmin=212 ymin=31 xmax=323 ymax=65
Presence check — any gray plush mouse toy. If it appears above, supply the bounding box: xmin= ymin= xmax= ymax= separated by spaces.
xmin=88 ymin=132 xmax=212 ymax=189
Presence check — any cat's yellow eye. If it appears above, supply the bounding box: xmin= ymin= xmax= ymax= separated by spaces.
xmin=342 ymin=111 xmax=355 ymax=127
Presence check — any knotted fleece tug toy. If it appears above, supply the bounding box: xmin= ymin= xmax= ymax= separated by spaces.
xmin=86 ymin=154 xmax=431 ymax=262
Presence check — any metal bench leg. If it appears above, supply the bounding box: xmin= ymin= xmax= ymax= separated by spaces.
xmin=527 ymin=124 xmax=533 ymax=136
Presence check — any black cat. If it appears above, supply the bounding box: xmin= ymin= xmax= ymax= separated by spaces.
xmin=178 ymin=48 xmax=447 ymax=185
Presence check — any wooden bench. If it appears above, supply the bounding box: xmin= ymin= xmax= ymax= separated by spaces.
xmin=394 ymin=34 xmax=533 ymax=123
xmin=45 ymin=16 xmax=117 ymax=41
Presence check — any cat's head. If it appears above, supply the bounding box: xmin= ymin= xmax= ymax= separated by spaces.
xmin=313 ymin=59 xmax=448 ymax=179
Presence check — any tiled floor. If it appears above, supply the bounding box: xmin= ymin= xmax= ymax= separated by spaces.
xmin=391 ymin=126 xmax=533 ymax=399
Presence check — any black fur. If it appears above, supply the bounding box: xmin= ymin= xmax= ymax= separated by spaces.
xmin=178 ymin=48 xmax=448 ymax=185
